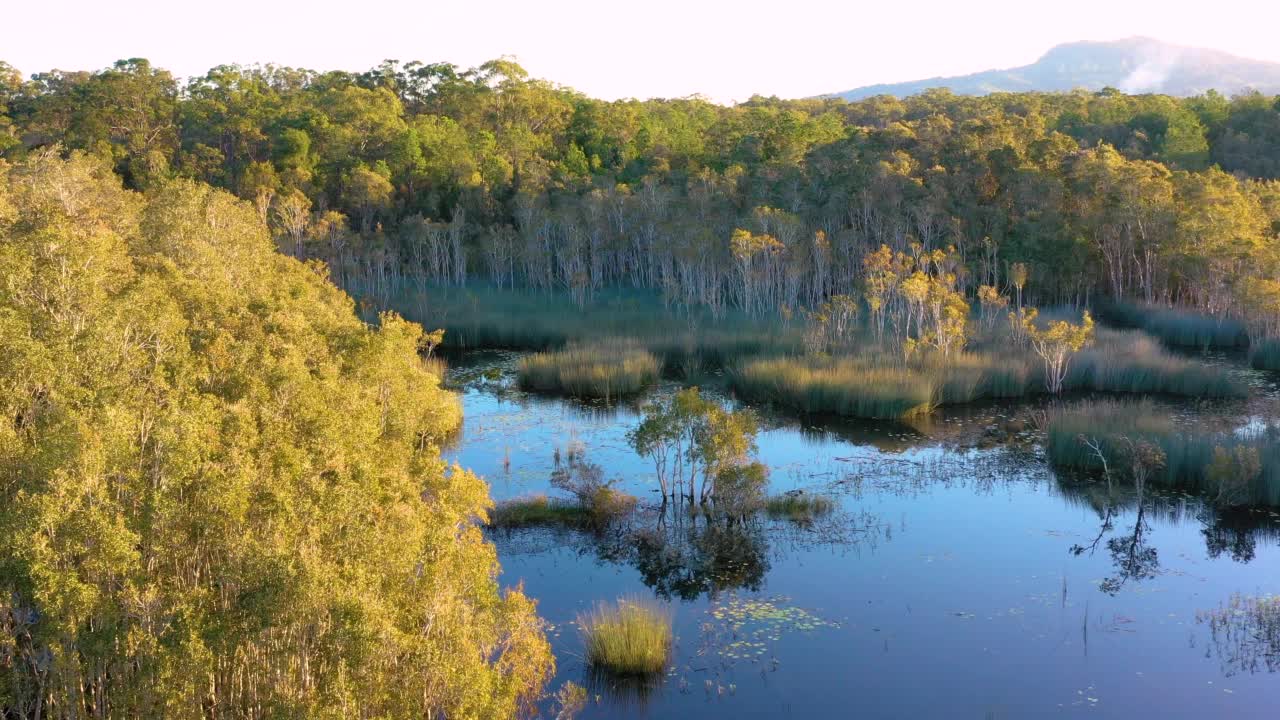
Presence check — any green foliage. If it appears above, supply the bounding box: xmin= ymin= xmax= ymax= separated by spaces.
xmin=488 ymin=494 xmax=592 ymax=529
xmin=1250 ymin=338 xmax=1280 ymax=370
xmin=517 ymin=341 xmax=659 ymax=399
xmin=1100 ymin=302 xmax=1250 ymax=348
xmin=1045 ymin=400 xmax=1280 ymax=506
xmin=627 ymin=388 xmax=764 ymax=501
xmin=7 ymin=57 xmax=1280 ymax=330
xmin=578 ymin=598 xmax=673 ymax=677
xmin=732 ymin=357 xmax=936 ymax=420
xmin=712 ymin=461 xmax=770 ymax=517
xmin=764 ymin=493 xmax=836 ymax=524
xmin=0 ymin=154 xmax=552 ymax=718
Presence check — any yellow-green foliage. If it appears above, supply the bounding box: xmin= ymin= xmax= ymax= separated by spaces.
xmin=578 ymin=598 xmax=673 ymax=676
xmin=518 ymin=341 xmax=659 ymax=399
xmin=0 ymin=155 xmax=552 ymax=718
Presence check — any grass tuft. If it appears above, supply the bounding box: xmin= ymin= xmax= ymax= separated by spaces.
xmin=579 ymin=597 xmax=673 ymax=676
xmin=764 ymin=493 xmax=836 ymax=523
xmin=487 ymin=495 xmax=591 ymax=529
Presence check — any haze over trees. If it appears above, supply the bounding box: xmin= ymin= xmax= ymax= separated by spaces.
xmin=827 ymin=37 xmax=1280 ymax=100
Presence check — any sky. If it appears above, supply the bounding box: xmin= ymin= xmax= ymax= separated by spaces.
xmin=6 ymin=0 xmax=1280 ymax=103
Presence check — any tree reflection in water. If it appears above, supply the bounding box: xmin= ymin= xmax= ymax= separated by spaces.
xmin=1060 ymin=476 xmax=1280 ymax=596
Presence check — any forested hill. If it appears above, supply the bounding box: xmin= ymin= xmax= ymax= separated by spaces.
xmin=827 ymin=38 xmax=1280 ymax=100
xmin=2 ymin=57 xmax=1280 ymax=326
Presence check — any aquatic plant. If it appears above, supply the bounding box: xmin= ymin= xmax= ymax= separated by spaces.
xmin=1099 ymin=302 xmax=1249 ymax=349
xmin=1197 ymin=594 xmax=1280 ymax=676
xmin=764 ymin=493 xmax=836 ymax=523
xmin=517 ymin=341 xmax=659 ymax=399
xmin=487 ymin=495 xmax=592 ymax=529
xmin=704 ymin=595 xmax=841 ymax=664
xmin=1045 ymin=400 xmax=1280 ymax=506
xmin=731 ymin=357 xmax=936 ymax=420
xmin=1250 ymin=338 xmax=1280 ymax=371
xmin=578 ymin=597 xmax=673 ymax=676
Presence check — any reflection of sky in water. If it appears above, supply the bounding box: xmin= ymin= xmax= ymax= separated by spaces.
xmin=443 ymin=353 xmax=1280 ymax=719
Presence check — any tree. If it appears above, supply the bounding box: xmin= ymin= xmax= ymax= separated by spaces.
xmin=628 ymin=388 xmax=762 ymax=504
xmin=1018 ymin=308 xmax=1095 ymax=394
xmin=0 ymin=153 xmax=553 ymax=718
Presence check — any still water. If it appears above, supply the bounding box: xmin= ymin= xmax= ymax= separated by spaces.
xmin=444 ymin=352 xmax=1280 ymax=719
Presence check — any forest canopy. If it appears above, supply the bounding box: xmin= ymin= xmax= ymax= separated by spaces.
xmin=2 ymin=57 xmax=1280 ymax=323
xmin=0 ymin=152 xmax=552 ymax=717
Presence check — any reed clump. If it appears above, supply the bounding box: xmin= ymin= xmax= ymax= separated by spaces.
xmin=1099 ymin=302 xmax=1249 ymax=349
xmin=578 ymin=598 xmax=673 ymax=677
xmin=1251 ymin=339 xmax=1280 ymax=371
xmin=488 ymin=495 xmax=591 ymax=529
xmin=1045 ymin=399 xmax=1280 ymax=507
xmin=517 ymin=341 xmax=659 ymax=400
xmin=487 ymin=488 xmax=637 ymax=529
xmin=764 ymin=493 xmax=836 ymax=523
xmin=731 ymin=356 xmax=936 ymax=420
xmin=732 ymin=327 xmax=1241 ymax=421
xmin=1068 ymin=331 xmax=1245 ymax=398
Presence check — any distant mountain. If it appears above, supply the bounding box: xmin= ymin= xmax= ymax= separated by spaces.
xmin=827 ymin=38 xmax=1280 ymax=100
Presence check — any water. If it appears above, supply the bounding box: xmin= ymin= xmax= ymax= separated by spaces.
xmin=444 ymin=351 xmax=1280 ymax=719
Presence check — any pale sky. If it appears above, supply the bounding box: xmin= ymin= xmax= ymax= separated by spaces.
xmin=8 ymin=0 xmax=1280 ymax=103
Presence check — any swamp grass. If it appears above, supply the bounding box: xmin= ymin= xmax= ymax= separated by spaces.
xmin=764 ymin=493 xmax=837 ymax=523
xmin=578 ymin=597 xmax=673 ymax=677
xmin=1045 ymin=400 xmax=1280 ymax=507
xmin=731 ymin=358 xmax=936 ymax=420
xmin=517 ymin=342 xmax=660 ymax=400
xmin=1250 ymin=339 xmax=1280 ymax=371
xmin=487 ymin=488 xmax=638 ymax=529
xmin=1099 ymin=302 xmax=1249 ymax=349
xmin=732 ymin=329 xmax=1244 ymax=421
